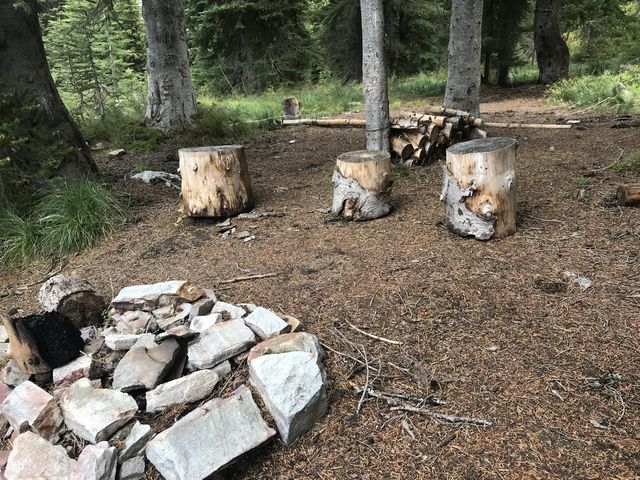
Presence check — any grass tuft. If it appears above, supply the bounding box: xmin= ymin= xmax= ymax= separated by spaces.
xmin=611 ymin=152 xmax=640 ymax=173
xmin=0 ymin=210 xmax=39 ymax=265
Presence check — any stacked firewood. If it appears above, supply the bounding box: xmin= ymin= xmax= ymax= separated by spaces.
xmin=389 ymin=107 xmax=486 ymax=166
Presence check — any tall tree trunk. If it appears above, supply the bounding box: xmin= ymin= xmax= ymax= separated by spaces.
xmin=534 ymin=0 xmax=569 ymax=84
xmin=360 ymin=0 xmax=389 ymax=152
xmin=444 ymin=0 xmax=484 ymax=116
xmin=0 ymin=0 xmax=97 ymax=178
xmin=141 ymin=0 xmax=197 ymax=135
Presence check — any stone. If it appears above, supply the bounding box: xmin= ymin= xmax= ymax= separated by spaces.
xmin=244 ymin=307 xmax=288 ymax=340
xmin=104 ymin=333 xmax=154 ymax=351
xmin=131 ymin=170 xmax=181 ymax=187
xmin=247 ymin=332 xmax=325 ymax=366
xmin=118 ymin=456 xmax=145 ymax=480
xmin=108 ymin=148 xmax=126 ymax=158
xmin=146 ymin=386 xmax=275 ymax=480
xmin=114 ymin=311 xmax=154 ymax=334
xmin=238 ymin=303 xmax=258 ymax=313
xmin=189 ymin=313 xmax=222 ymax=332
xmin=188 ymin=297 xmax=215 ymax=322
xmin=0 ymin=381 xmax=63 ymax=441
xmin=0 ymin=327 xmax=7 ymax=343
xmin=53 ymin=354 xmax=92 ymax=386
xmin=111 ymin=281 xmax=203 ymax=311
xmin=249 ymin=351 xmax=327 ymax=445
xmin=0 ymin=361 xmax=28 ymax=387
xmin=281 ymin=314 xmax=302 ymax=332
xmin=211 ymin=301 xmax=246 ymax=320
xmin=156 ymin=304 xmax=191 ymax=330
xmin=71 ymin=441 xmax=117 ymax=480
xmin=155 ymin=325 xmax=198 ymax=342
xmin=0 ymin=344 xmax=7 ymax=358
xmin=187 ymin=319 xmax=256 ymax=370
xmin=212 ymin=360 xmax=232 ymax=378
xmin=146 ymin=370 xmax=219 ymax=413
xmin=113 ymin=338 xmax=184 ymax=392
xmin=120 ymin=421 xmax=154 ymax=463
xmin=0 ymin=383 xmax=11 ymax=404
xmin=60 ymin=378 xmax=138 ymax=443
xmin=5 ymin=432 xmax=76 ymax=480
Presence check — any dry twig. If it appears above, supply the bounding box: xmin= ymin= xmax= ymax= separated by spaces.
xmin=345 ymin=320 xmax=403 ymax=345
xmin=218 ymin=272 xmax=278 ymax=285
xmin=390 ymin=405 xmax=493 ymax=427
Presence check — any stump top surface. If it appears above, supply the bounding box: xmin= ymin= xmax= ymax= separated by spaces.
xmin=447 ymin=137 xmax=516 ymax=155
xmin=179 ymin=145 xmax=243 ymax=154
xmin=337 ymin=150 xmax=390 ymax=163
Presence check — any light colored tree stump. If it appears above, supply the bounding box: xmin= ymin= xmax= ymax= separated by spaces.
xmin=1 ymin=314 xmax=50 ymax=375
xmin=441 ymin=137 xmax=517 ymax=240
xmin=38 ymin=275 xmax=105 ymax=329
xmin=179 ymin=145 xmax=254 ymax=217
xmin=332 ymin=150 xmax=392 ymax=220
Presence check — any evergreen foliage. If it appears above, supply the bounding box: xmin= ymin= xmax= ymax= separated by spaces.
xmin=186 ymin=0 xmax=316 ymax=93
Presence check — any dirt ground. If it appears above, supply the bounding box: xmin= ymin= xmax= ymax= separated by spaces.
xmin=1 ymin=86 xmax=639 ymax=479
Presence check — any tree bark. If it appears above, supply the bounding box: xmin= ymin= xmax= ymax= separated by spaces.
xmin=441 ymin=137 xmax=517 ymax=240
xmin=38 ymin=275 xmax=106 ymax=329
xmin=0 ymin=0 xmax=97 ymax=178
xmin=360 ymin=0 xmax=390 ymax=151
xmin=179 ymin=146 xmax=254 ymax=217
xmin=142 ymin=0 xmax=198 ymax=135
xmin=534 ymin=0 xmax=569 ymax=85
xmin=444 ymin=0 xmax=483 ymax=116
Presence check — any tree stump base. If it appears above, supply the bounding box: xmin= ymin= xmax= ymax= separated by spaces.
xmin=38 ymin=275 xmax=105 ymax=329
xmin=441 ymin=137 xmax=517 ymax=240
xmin=179 ymin=145 xmax=253 ymax=218
xmin=332 ymin=150 xmax=392 ymax=221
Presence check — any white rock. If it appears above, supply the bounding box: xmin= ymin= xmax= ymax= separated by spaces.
xmin=53 ymin=354 xmax=92 ymax=386
xmin=0 ymin=343 xmax=8 ymax=358
xmin=156 ymin=303 xmax=191 ymax=330
xmin=146 ymin=386 xmax=275 ymax=480
xmin=0 ymin=360 xmax=30 ymax=387
xmin=187 ymin=318 xmax=256 ymax=370
xmin=146 ymin=370 xmax=219 ymax=413
xmin=72 ymin=441 xmax=117 ymax=480
xmin=211 ymin=301 xmax=246 ymax=319
xmin=212 ymin=360 xmax=232 ymax=378
xmin=118 ymin=455 xmax=145 ymax=480
xmin=247 ymin=332 xmax=325 ymax=366
xmin=60 ymin=378 xmax=138 ymax=443
xmin=188 ymin=297 xmax=215 ymax=322
xmin=120 ymin=422 xmax=154 ymax=463
xmin=131 ymin=170 xmax=181 ymax=186
xmin=0 ymin=326 xmax=8 ymax=343
xmin=105 ymin=333 xmax=155 ymax=351
xmin=0 ymin=380 xmax=63 ymax=441
xmin=115 ymin=311 xmax=154 ymax=334
xmin=238 ymin=303 xmax=258 ymax=313
xmin=5 ymin=431 xmax=76 ymax=480
xmin=250 ymin=351 xmax=327 ymax=445
xmin=189 ymin=313 xmax=222 ymax=332
xmin=111 ymin=281 xmax=202 ymax=311
xmin=244 ymin=307 xmax=288 ymax=340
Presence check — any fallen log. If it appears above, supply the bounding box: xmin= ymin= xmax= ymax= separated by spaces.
xmin=390 ymin=136 xmax=414 ymax=160
xmin=617 ymin=184 xmax=640 ymax=206
xmin=484 ymin=122 xmax=574 ymax=129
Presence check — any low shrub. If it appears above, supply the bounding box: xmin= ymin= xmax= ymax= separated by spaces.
xmin=548 ymin=72 xmax=639 ymax=113
xmin=611 ymin=152 xmax=640 ymax=173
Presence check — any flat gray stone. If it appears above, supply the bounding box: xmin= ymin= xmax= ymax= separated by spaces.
xmin=114 ymin=311 xmax=155 ymax=334
xmin=0 ymin=360 xmax=30 ymax=387
xmin=211 ymin=301 xmax=246 ymax=319
xmin=250 ymin=351 xmax=327 ymax=445
xmin=53 ymin=354 xmax=92 ymax=386
xmin=5 ymin=431 xmax=76 ymax=480
xmin=118 ymin=455 xmax=145 ymax=480
xmin=146 ymin=370 xmax=219 ymax=413
xmin=111 ymin=281 xmax=203 ymax=311
xmin=146 ymin=386 xmax=275 ymax=480
xmin=120 ymin=422 xmax=154 ymax=463
xmin=155 ymin=325 xmax=198 ymax=342
xmin=212 ymin=360 xmax=232 ymax=378
xmin=0 ymin=380 xmax=63 ymax=442
xmin=247 ymin=332 xmax=325 ymax=366
xmin=188 ymin=297 xmax=215 ymax=322
xmin=72 ymin=441 xmax=117 ymax=480
xmin=244 ymin=307 xmax=288 ymax=340
xmin=60 ymin=378 xmax=138 ymax=443
xmin=104 ymin=333 xmax=155 ymax=352
xmin=112 ymin=338 xmax=184 ymax=392
xmin=187 ymin=318 xmax=256 ymax=370
xmin=189 ymin=313 xmax=222 ymax=332
xmin=0 ymin=326 xmax=8 ymax=343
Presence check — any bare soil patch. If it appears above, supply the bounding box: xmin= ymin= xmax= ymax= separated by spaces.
xmin=2 ymin=88 xmax=639 ymax=479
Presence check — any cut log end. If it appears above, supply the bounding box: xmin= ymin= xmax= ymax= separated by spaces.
xmin=332 ymin=150 xmax=392 ymax=221
xmin=617 ymin=184 xmax=640 ymax=206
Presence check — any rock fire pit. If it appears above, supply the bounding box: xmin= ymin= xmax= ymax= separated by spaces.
xmin=0 ymin=277 xmax=328 ymax=480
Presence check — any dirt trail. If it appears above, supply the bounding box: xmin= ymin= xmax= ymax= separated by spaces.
xmin=1 ymin=88 xmax=639 ymax=479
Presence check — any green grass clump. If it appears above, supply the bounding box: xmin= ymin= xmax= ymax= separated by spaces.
xmin=573 ymin=176 xmax=591 ymax=186
xmin=390 ymin=72 xmax=447 ymax=100
xmin=611 ymin=152 xmax=640 ymax=173
xmin=0 ymin=180 xmax=125 ymax=267
xmin=548 ymin=72 xmax=639 ymax=113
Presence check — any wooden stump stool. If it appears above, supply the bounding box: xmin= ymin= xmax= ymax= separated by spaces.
xmin=441 ymin=137 xmax=517 ymax=240
xmin=179 ymin=145 xmax=253 ymax=217
xmin=332 ymin=150 xmax=392 ymax=221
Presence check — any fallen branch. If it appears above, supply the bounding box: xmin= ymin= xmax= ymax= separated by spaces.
xmin=390 ymin=405 xmax=493 ymax=427
xmin=484 ymin=122 xmax=575 ymax=129
xmin=345 ymin=320 xmax=403 ymax=345
xmin=356 ymin=346 xmax=370 ymax=415
xmin=218 ymin=272 xmax=278 ymax=285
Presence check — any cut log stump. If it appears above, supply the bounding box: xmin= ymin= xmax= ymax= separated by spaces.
xmin=332 ymin=150 xmax=392 ymax=221
xmin=38 ymin=275 xmax=105 ymax=329
xmin=617 ymin=184 xmax=640 ymax=206
xmin=441 ymin=137 xmax=517 ymax=240
xmin=179 ymin=145 xmax=253 ymax=217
